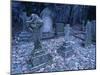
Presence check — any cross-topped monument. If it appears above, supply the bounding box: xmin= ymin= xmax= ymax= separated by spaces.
xmin=26 ymin=13 xmax=52 ymax=72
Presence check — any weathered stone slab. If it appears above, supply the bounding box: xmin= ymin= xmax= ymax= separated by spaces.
xmin=28 ymin=52 xmax=52 ymax=72
xmin=32 ymin=53 xmax=52 ymax=67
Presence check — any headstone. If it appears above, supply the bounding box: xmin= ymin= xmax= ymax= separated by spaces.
xmin=64 ymin=24 xmax=70 ymax=42
xmin=40 ymin=7 xmax=54 ymax=39
xmin=91 ymin=20 xmax=96 ymax=42
xmin=54 ymin=5 xmax=70 ymax=23
xmin=85 ymin=21 xmax=92 ymax=47
xmin=55 ymin=23 xmax=64 ymax=36
xmin=72 ymin=6 xmax=83 ymax=25
xmin=20 ymin=12 xmax=28 ymax=31
xmin=82 ymin=20 xmax=85 ymax=31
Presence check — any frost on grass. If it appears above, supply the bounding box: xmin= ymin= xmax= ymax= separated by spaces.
xmin=11 ymin=32 xmax=96 ymax=74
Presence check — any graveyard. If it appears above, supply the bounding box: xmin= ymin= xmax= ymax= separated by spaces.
xmin=11 ymin=1 xmax=96 ymax=74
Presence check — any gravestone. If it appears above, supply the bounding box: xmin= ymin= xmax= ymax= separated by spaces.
xmin=26 ymin=14 xmax=52 ymax=71
xmin=57 ymin=24 xmax=75 ymax=60
xmin=20 ymin=12 xmax=28 ymax=31
xmin=64 ymin=24 xmax=70 ymax=42
xmin=72 ymin=6 xmax=83 ymax=25
xmin=40 ymin=7 xmax=54 ymax=39
xmin=85 ymin=21 xmax=92 ymax=47
xmin=55 ymin=23 xmax=64 ymax=36
xmin=91 ymin=20 xmax=96 ymax=42
xmin=54 ymin=5 xmax=70 ymax=23
xmin=82 ymin=20 xmax=85 ymax=31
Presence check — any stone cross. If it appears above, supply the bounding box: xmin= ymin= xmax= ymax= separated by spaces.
xmin=26 ymin=14 xmax=53 ymax=69
xmin=26 ymin=14 xmax=43 ymax=50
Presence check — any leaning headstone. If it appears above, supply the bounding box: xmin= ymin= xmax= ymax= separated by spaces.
xmin=40 ymin=7 xmax=54 ymax=39
xmin=85 ymin=21 xmax=92 ymax=47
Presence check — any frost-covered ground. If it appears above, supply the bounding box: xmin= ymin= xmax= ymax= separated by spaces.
xmin=11 ymin=31 xmax=96 ymax=74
